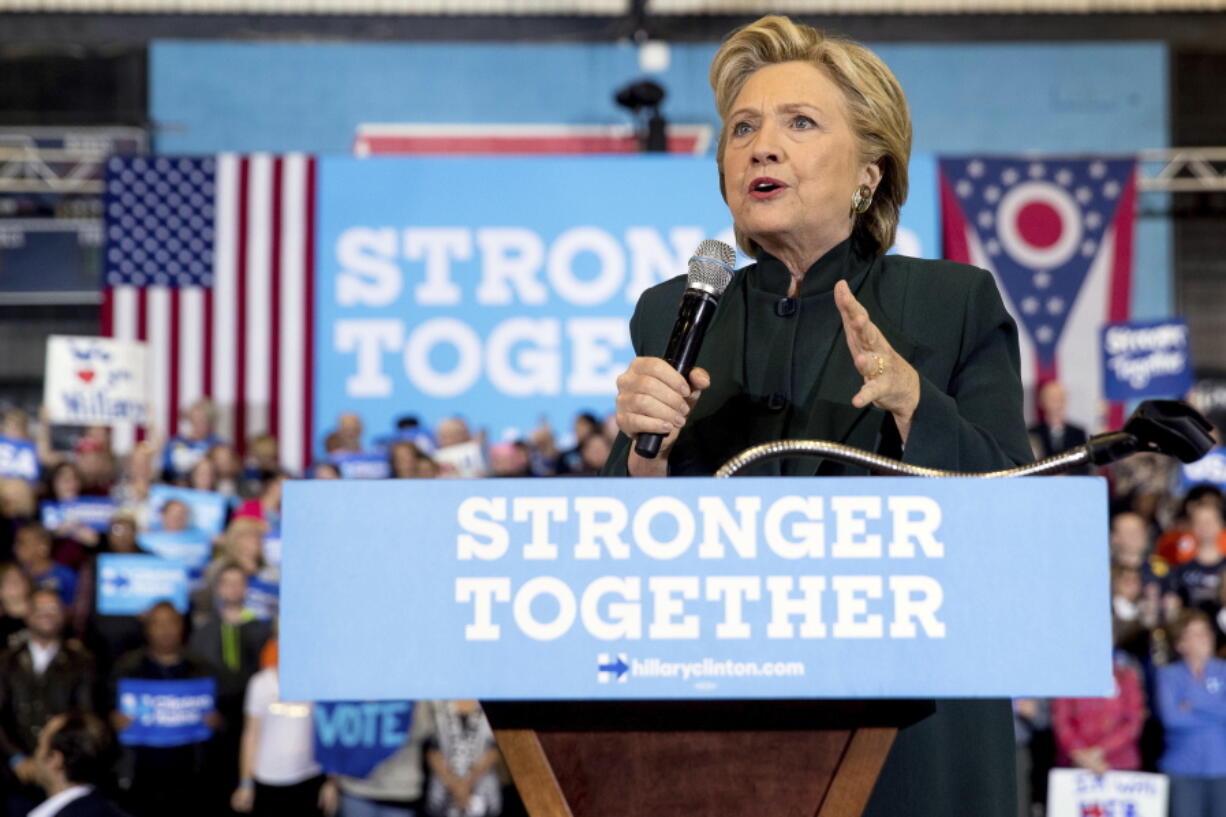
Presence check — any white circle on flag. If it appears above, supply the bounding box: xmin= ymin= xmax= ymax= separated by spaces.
xmin=995 ymin=181 xmax=1082 ymax=269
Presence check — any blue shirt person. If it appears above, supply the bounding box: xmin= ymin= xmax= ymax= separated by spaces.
xmin=1156 ymin=610 xmax=1226 ymax=817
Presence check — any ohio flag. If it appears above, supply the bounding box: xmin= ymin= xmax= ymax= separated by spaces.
xmin=939 ymin=157 xmax=1136 ymax=431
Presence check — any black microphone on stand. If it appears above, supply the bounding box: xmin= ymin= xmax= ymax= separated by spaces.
xmin=634 ymin=239 xmax=736 ymax=460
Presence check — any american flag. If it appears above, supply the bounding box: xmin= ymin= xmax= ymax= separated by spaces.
xmin=940 ymin=157 xmax=1136 ymax=431
xmin=102 ymin=154 xmax=317 ymax=475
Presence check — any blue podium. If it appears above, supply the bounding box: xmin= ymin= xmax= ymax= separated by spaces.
xmin=281 ymin=475 xmax=1110 ymax=816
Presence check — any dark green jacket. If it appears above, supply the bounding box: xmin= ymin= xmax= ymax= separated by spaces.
xmin=604 ymin=250 xmax=1033 ymax=477
xmin=603 ymin=247 xmax=1032 ymax=817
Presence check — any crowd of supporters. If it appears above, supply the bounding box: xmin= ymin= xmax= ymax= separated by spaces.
xmin=2 ymin=387 xmax=1226 ymax=817
xmin=0 ymin=398 xmax=619 ymax=817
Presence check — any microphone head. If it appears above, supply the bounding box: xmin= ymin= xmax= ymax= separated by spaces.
xmin=687 ymin=239 xmax=736 ymax=296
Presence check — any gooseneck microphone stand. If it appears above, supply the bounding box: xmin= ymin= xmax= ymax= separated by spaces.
xmin=715 ymin=399 xmax=1215 ymax=478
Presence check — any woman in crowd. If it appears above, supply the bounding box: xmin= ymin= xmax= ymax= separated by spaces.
xmin=423 ymin=700 xmax=501 ymax=817
xmin=606 ymin=14 xmax=1030 ymax=816
xmin=1157 ymin=610 xmax=1226 ymax=817
xmin=1051 ymin=652 xmax=1145 ymax=775
xmin=43 ymin=462 xmax=99 ymax=570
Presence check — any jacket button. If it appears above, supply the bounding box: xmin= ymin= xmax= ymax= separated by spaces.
xmin=767 ymin=392 xmax=788 ymax=411
xmin=775 ymin=297 xmax=797 ymax=318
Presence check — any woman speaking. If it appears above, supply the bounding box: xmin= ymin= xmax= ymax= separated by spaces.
xmin=605 ymin=15 xmax=1032 ymax=817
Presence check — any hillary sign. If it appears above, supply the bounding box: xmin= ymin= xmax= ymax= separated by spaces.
xmin=43 ymin=336 xmax=149 ymax=426
xmin=314 ymin=156 xmax=937 ymax=441
xmin=281 ymin=477 xmax=1109 ymax=702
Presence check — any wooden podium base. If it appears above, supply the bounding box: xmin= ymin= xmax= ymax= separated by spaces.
xmin=485 ymin=700 xmax=930 ymax=817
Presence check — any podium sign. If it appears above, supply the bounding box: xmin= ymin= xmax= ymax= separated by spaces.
xmin=281 ymin=477 xmax=1110 ymax=702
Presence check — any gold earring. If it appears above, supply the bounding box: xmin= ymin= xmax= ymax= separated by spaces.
xmin=851 ymin=184 xmax=873 ymax=215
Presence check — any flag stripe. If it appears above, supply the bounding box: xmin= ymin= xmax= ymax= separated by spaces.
xmin=303 ymin=157 xmax=317 ymax=471
xmin=235 ymin=157 xmax=251 ymax=453
xmin=279 ymin=155 xmax=307 ymax=477
xmin=148 ymin=287 xmax=170 ymax=442
xmin=180 ymin=287 xmax=204 ymax=410
xmin=245 ymin=156 xmax=274 ymax=447
xmin=168 ymin=287 xmax=181 ymax=438
xmin=212 ymin=154 xmax=239 ymax=450
xmin=269 ymin=157 xmax=283 ymax=441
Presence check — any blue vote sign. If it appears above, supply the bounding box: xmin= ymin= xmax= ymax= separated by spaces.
xmin=312 ymin=701 xmax=414 ymax=778
xmin=149 ymin=484 xmax=230 ymax=537
xmin=0 ymin=436 xmax=39 ymax=481
xmin=41 ymin=497 xmax=118 ymax=533
xmin=1101 ymin=319 xmax=1193 ymax=401
xmin=97 ymin=554 xmax=189 ymax=615
xmin=117 ymin=677 xmax=216 ymax=747
xmin=281 ymin=477 xmax=1111 ymax=702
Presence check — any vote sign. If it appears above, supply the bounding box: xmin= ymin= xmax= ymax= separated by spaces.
xmin=281 ymin=477 xmax=1110 ymax=702
xmin=44 ymin=335 xmax=149 ymax=425
xmin=312 ymin=701 xmax=414 ymax=778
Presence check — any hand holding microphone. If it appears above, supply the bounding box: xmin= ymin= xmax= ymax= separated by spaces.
xmin=615 ymin=240 xmax=735 ymax=475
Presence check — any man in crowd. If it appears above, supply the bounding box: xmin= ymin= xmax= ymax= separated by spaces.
xmin=189 ymin=562 xmax=272 ymax=814
xmin=28 ymin=711 xmax=130 ymax=817
xmin=0 ymin=589 xmax=96 ymax=814
xmin=1028 ymin=380 xmax=1088 ymax=460
xmin=14 ymin=525 xmax=77 ymax=607
xmin=111 ymin=602 xmax=217 ymax=817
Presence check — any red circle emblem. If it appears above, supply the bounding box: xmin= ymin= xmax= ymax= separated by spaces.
xmin=1016 ymin=202 xmax=1062 ymax=249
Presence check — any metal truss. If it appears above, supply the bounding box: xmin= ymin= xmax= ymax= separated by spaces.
xmin=0 ymin=127 xmax=146 ymax=194
xmin=1138 ymin=148 xmax=1226 ymax=193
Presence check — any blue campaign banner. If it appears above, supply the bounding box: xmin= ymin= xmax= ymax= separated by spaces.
xmin=0 ymin=436 xmax=39 ymax=481
xmin=312 ymin=701 xmax=414 ymax=778
xmin=245 ymin=576 xmax=280 ymax=621
xmin=138 ymin=529 xmax=212 ymax=569
xmin=313 ymin=156 xmax=938 ymax=445
xmin=149 ymin=484 xmax=229 ymax=537
xmin=1102 ymin=318 xmax=1193 ymax=401
xmin=281 ymin=477 xmax=1111 ymax=702
xmin=40 ymin=497 xmax=119 ymax=533
xmin=1182 ymin=446 xmax=1226 ymax=491
xmin=332 ymin=452 xmax=391 ymax=480
xmin=97 ymin=554 xmax=189 ymax=615
xmin=117 ymin=677 xmax=216 ymax=747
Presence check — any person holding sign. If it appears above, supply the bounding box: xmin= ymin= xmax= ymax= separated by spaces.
xmin=1156 ymin=610 xmax=1226 ymax=817
xmin=110 ymin=602 xmax=219 ymax=817
xmin=606 ymin=15 xmax=1031 ymax=817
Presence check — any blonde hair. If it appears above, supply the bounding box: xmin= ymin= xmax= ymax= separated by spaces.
xmin=710 ymin=15 xmax=911 ymax=256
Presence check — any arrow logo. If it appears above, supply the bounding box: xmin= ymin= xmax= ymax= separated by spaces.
xmin=596 ymin=653 xmax=629 ymax=684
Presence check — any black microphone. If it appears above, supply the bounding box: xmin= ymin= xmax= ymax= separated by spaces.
xmin=634 ymin=239 xmax=736 ymax=460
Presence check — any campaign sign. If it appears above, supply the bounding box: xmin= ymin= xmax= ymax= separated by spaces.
xmin=1102 ymin=319 xmax=1193 ymax=401
xmin=333 ymin=452 xmax=391 ymax=480
xmin=40 ymin=497 xmax=118 ymax=533
xmin=246 ymin=576 xmax=280 ymax=621
xmin=314 ymin=156 xmax=939 ymax=445
xmin=117 ymin=677 xmax=216 ymax=747
xmin=313 ymin=701 xmax=414 ymax=778
xmin=280 ymin=477 xmax=1110 ymax=702
xmin=1047 ymin=769 xmax=1168 ymax=817
xmin=1182 ymin=446 xmax=1226 ymax=491
xmin=44 ymin=335 xmax=149 ymax=425
xmin=149 ymin=484 xmax=229 ymax=537
xmin=0 ymin=436 xmax=39 ymax=482
xmin=97 ymin=554 xmax=189 ymax=615
xmin=138 ymin=530 xmax=212 ymax=569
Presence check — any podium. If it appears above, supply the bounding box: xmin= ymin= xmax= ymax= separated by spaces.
xmin=279 ymin=402 xmax=1211 ymax=817
xmin=485 ymin=699 xmax=933 ymax=817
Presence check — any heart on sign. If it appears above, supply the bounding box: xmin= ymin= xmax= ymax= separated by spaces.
xmin=77 ymin=369 xmax=95 ymax=384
